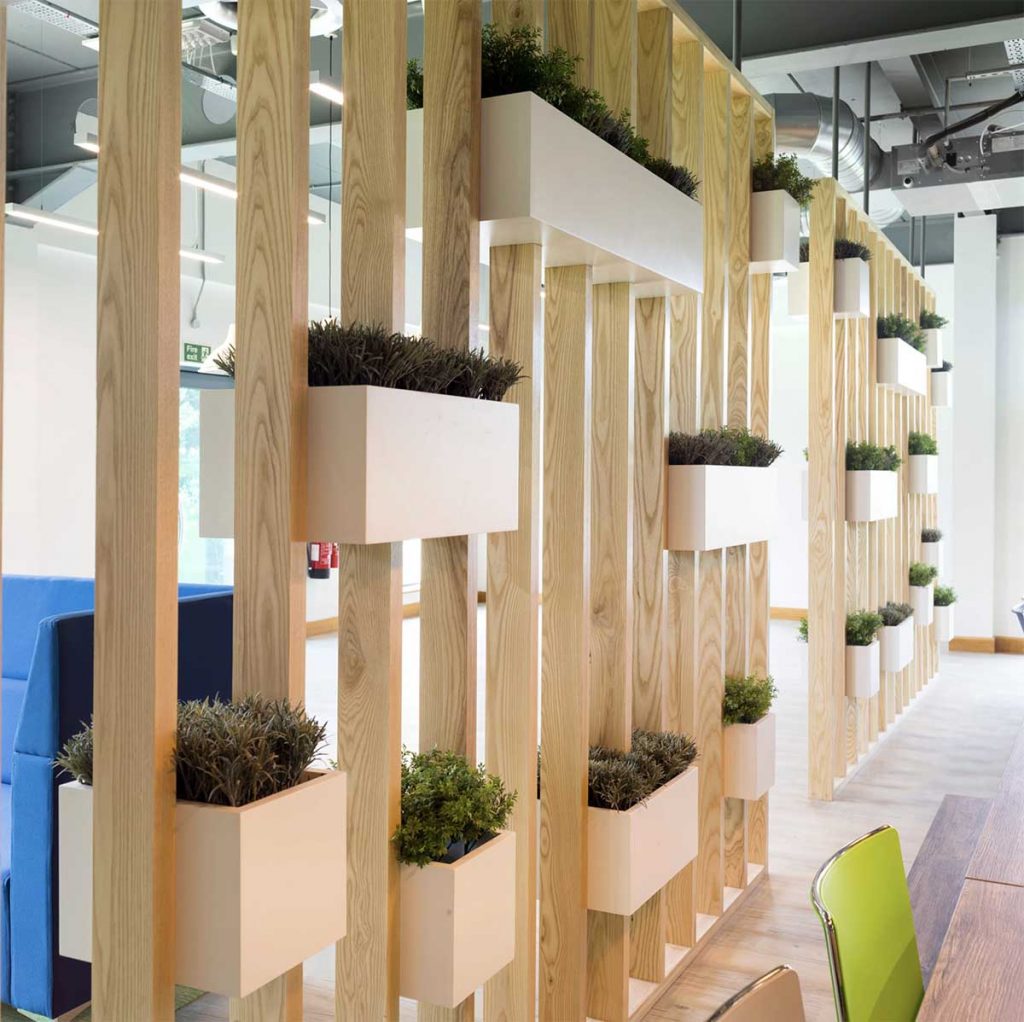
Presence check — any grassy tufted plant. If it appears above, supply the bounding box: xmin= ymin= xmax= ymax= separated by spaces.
xmin=846 ymin=610 xmax=884 ymax=647
xmin=585 ymin=730 xmax=697 ymax=811
xmin=834 ymin=238 xmax=871 ymax=261
xmin=908 ymin=431 xmax=938 ymax=456
xmin=931 ymin=360 xmax=953 ymax=373
xmin=846 ymin=441 xmax=901 ymax=472
xmin=751 ymin=153 xmax=815 ymax=207
xmin=909 ymin=561 xmax=939 ymax=587
xmin=393 ymin=748 xmax=517 ymax=867
xmin=934 ymin=585 xmax=958 ymax=607
xmin=668 ymin=427 xmax=782 ymax=467
xmin=920 ymin=310 xmax=948 ymax=330
xmin=922 ymin=527 xmax=942 ymax=543
xmin=722 ymin=675 xmax=777 ymax=726
xmin=878 ymin=601 xmax=914 ymax=627
xmin=877 ymin=313 xmax=926 ymax=353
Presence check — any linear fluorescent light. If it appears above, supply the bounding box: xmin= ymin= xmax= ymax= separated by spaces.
xmin=73 ymin=130 xmax=100 ymax=154
xmin=179 ymin=248 xmax=225 ymax=265
xmin=82 ymin=35 xmax=99 ymax=51
xmin=5 ymin=203 xmax=99 ymax=236
xmin=309 ymin=71 xmax=344 ymax=106
xmin=179 ymin=167 xmax=239 ymax=199
xmin=308 ymin=210 xmax=328 ymax=226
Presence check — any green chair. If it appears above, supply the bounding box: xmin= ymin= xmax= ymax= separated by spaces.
xmin=811 ymin=825 xmax=924 ymax=1022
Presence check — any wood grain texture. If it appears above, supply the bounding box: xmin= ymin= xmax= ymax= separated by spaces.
xmin=491 ymin=0 xmax=543 ymax=30
xmin=726 ymin=93 xmax=751 ymax=431
xmin=548 ymin=0 xmax=593 ymax=87
xmin=637 ymin=7 xmax=673 ymax=161
xmin=484 ymin=245 xmax=542 ymax=1022
xmin=587 ymin=913 xmax=630 ymax=1022
xmin=833 ymin=265 xmax=849 ymax=779
xmin=630 ymin=893 xmax=667 ymax=984
xmin=539 ymin=265 xmax=593 ymax=1022
xmin=723 ymin=797 xmax=747 ymax=888
xmin=968 ymin=730 xmax=1024 ymax=888
xmin=93 ymin=3 xmax=181 ymax=1017
xmin=593 ymin=0 xmax=636 ymax=118
xmin=671 ymin=41 xmax=704 ymax=196
xmin=335 ymin=5 xmax=406 ymax=1020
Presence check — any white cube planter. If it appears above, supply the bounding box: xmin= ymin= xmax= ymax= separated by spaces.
xmin=588 ymin=768 xmax=698 ymax=917
xmin=200 ymin=386 xmax=519 ymax=543
xmin=666 ymin=465 xmax=779 ymax=551
xmin=399 ymin=831 xmax=516 ymax=1008
xmin=407 ymin=93 xmax=703 ymax=294
xmin=846 ymin=640 xmax=881 ymax=698
xmin=834 ymin=258 xmax=872 ymax=319
xmin=845 ymin=470 xmax=898 ymax=522
xmin=723 ymin=714 xmax=776 ymax=801
xmin=880 ymin=616 xmax=915 ymax=672
xmin=932 ymin=371 xmax=953 ymax=407
xmin=58 ymin=771 xmax=347 ymax=998
xmin=909 ymin=454 xmax=939 ymax=495
xmin=923 ymin=328 xmax=943 ymax=368
xmin=749 ymin=190 xmax=801 ymax=274
xmin=911 ymin=583 xmax=934 ymax=626
xmin=877 ymin=336 xmax=927 ymax=397
xmin=921 ymin=540 xmax=943 ymax=572
xmin=934 ymin=603 xmax=955 ymax=642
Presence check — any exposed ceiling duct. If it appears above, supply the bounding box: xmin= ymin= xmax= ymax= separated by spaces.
xmin=198 ymin=0 xmax=342 ymax=37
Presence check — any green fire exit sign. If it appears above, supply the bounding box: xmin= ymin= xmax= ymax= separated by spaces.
xmin=182 ymin=342 xmax=211 ymax=364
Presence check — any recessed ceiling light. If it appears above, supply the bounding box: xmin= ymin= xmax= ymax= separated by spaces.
xmin=73 ymin=130 xmax=100 ymax=154
xmin=179 ymin=248 xmax=225 ymax=265
xmin=5 ymin=203 xmax=99 ymax=236
xmin=309 ymin=71 xmax=344 ymax=106
xmin=179 ymin=167 xmax=239 ymax=199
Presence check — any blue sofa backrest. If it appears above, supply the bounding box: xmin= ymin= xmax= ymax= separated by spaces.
xmin=5 ymin=578 xmax=232 ymax=1018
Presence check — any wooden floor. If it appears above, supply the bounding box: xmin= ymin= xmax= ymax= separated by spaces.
xmin=176 ymin=619 xmax=1024 ymax=1022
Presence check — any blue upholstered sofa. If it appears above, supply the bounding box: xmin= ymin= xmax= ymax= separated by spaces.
xmin=1 ymin=576 xmax=232 ymax=1018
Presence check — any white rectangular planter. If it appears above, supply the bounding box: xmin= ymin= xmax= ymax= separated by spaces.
xmin=911 ymin=583 xmax=934 ymax=626
xmin=880 ymin=616 xmax=915 ymax=672
xmin=921 ymin=539 xmax=943 ymax=572
xmin=909 ymin=454 xmax=939 ymax=495
xmin=665 ymin=465 xmax=779 ymax=551
xmin=723 ymin=713 xmax=776 ymax=801
xmin=399 ymin=831 xmax=516 ymax=1008
xmin=588 ymin=767 xmax=698 ymax=917
xmin=787 ymin=262 xmax=809 ymax=317
xmin=845 ymin=470 xmax=898 ymax=522
xmin=934 ymin=603 xmax=955 ymax=642
xmin=923 ymin=328 xmax=943 ymax=368
xmin=200 ymin=387 xmax=519 ymax=543
xmin=749 ymin=190 xmax=801 ymax=274
xmin=932 ymin=371 xmax=952 ymax=407
xmin=846 ymin=640 xmax=880 ymax=698
xmin=407 ymin=93 xmax=703 ymax=294
xmin=834 ymin=258 xmax=871 ymax=319
xmin=58 ymin=771 xmax=347 ymax=998
xmin=877 ymin=336 xmax=927 ymax=398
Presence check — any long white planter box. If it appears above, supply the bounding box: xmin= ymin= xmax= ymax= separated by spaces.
xmin=911 ymin=583 xmax=934 ymax=626
xmin=909 ymin=454 xmax=939 ymax=494
xmin=200 ymin=386 xmax=519 ymax=543
xmin=588 ymin=768 xmax=698 ymax=917
xmin=407 ymin=93 xmax=703 ymax=294
xmin=935 ymin=603 xmax=955 ymax=642
xmin=880 ymin=616 xmax=915 ymax=672
xmin=787 ymin=263 xmax=809 ymax=317
xmin=877 ymin=336 xmax=927 ymax=397
xmin=400 ymin=830 xmax=515 ymax=1008
xmin=845 ymin=470 xmax=898 ymax=522
xmin=923 ymin=328 xmax=943 ymax=368
xmin=846 ymin=640 xmax=880 ymax=698
xmin=786 ymin=258 xmax=870 ymax=319
xmin=749 ymin=190 xmax=800 ymax=274
xmin=723 ymin=714 xmax=776 ymax=801
xmin=932 ymin=371 xmax=953 ymax=407
xmin=665 ymin=465 xmax=779 ymax=551
xmin=58 ymin=771 xmax=347 ymax=997
xmin=922 ymin=539 xmax=943 ymax=572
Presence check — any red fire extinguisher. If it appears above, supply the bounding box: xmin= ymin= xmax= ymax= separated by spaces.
xmin=307 ymin=542 xmax=338 ymax=580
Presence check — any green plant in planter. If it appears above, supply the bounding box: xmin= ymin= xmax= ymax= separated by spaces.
xmin=931 ymin=360 xmax=954 ymax=373
xmin=834 ymin=238 xmax=871 ymax=261
xmin=934 ymin=585 xmax=957 ymax=606
xmin=799 ymin=238 xmax=810 ymax=263
xmin=909 ymin=562 xmax=939 ymax=587
xmin=797 ymin=616 xmax=808 ymax=642
xmin=55 ymin=697 xmax=327 ymax=807
xmin=922 ymin=527 xmax=942 ymax=543
xmin=920 ymin=310 xmax=948 ymax=330
xmin=846 ymin=441 xmax=901 ymax=472
xmin=908 ymin=431 xmax=938 ymax=455
xmin=668 ymin=427 xmax=783 ymax=467
xmin=751 ymin=154 xmax=815 ymax=207
xmin=846 ymin=610 xmax=883 ymax=646
xmin=877 ymin=313 xmax=926 ymax=354
xmin=878 ymin=601 xmax=913 ymax=627
xmin=722 ymin=675 xmax=777 ymax=726
xmin=587 ymin=730 xmax=697 ymax=811
xmin=393 ymin=748 xmax=517 ymax=867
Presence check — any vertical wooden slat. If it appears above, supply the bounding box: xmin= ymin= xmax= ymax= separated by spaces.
xmin=335 ymin=3 xmax=406 ymax=1020
xmin=549 ymin=0 xmax=593 ymax=87
xmin=93 ymin=3 xmax=181 ymax=1018
xmin=671 ymin=41 xmax=704 ymax=193
xmin=540 ymin=264 xmax=593 ymax=1022
xmin=593 ymin=0 xmax=636 ymax=117
xmin=637 ymin=7 xmax=673 ymax=161
xmin=491 ymin=0 xmax=543 ymax=30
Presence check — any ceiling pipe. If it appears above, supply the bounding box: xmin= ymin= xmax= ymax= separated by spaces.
xmin=732 ymin=0 xmax=742 ymax=72
xmin=863 ymin=62 xmax=871 ymax=215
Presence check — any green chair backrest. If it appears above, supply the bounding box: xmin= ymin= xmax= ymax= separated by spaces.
xmin=811 ymin=825 xmax=924 ymax=1022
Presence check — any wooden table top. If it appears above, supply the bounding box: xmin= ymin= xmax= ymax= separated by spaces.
xmin=968 ymin=730 xmax=1024 ymax=887
xmin=917 ymin=879 xmax=1024 ymax=1021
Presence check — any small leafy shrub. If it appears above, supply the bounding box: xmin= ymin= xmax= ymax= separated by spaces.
xmin=587 ymin=730 xmax=697 ymax=811
xmin=798 ymin=616 xmax=808 ymax=642
xmin=393 ymin=748 xmax=517 ymax=867
xmin=878 ymin=601 xmax=913 ymax=627
xmin=846 ymin=610 xmax=883 ymax=647
xmin=722 ymin=675 xmax=777 ymax=726
xmin=799 ymin=238 xmax=810 ymax=263
xmin=751 ymin=154 xmax=815 ymax=207
xmin=931 ymin=360 xmax=953 ymax=373
xmin=668 ymin=427 xmax=782 ymax=467
xmin=934 ymin=585 xmax=957 ymax=607
xmin=56 ymin=697 xmax=327 ymax=807
xmin=406 ymin=59 xmax=423 ymax=110
xmin=846 ymin=441 xmax=901 ymax=472
xmin=909 ymin=561 xmax=939 ymax=587
xmin=920 ymin=310 xmax=948 ymax=330
xmin=922 ymin=527 xmax=943 ymax=543
xmin=908 ymin=431 xmax=938 ymax=456
xmin=834 ymin=238 xmax=871 ymax=261
xmin=877 ymin=313 xmax=925 ymax=353
xmin=644 ymin=156 xmax=699 ymax=197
